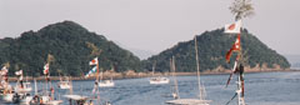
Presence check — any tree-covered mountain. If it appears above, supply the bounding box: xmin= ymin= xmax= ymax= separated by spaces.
xmin=0 ymin=21 xmax=141 ymax=76
xmin=142 ymin=29 xmax=290 ymax=72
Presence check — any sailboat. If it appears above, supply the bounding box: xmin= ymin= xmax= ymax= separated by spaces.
xmin=166 ymin=36 xmax=211 ymax=105
xmin=57 ymin=76 xmax=71 ymax=89
xmin=149 ymin=61 xmax=170 ymax=85
xmin=98 ymin=67 xmax=115 ymax=87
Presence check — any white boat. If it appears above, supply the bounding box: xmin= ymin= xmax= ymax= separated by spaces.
xmin=149 ymin=61 xmax=170 ymax=85
xmin=58 ymin=81 xmax=71 ymax=89
xmin=166 ymin=37 xmax=211 ymax=105
xmin=99 ymin=80 xmax=115 ymax=87
xmin=0 ymin=66 xmax=15 ymax=103
xmin=149 ymin=77 xmax=170 ymax=84
xmin=20 ymin=95 xmax=33 ymax=105
xmin=166 ymin=99 xmax=211 ymax=105
xmin=63 ymin=94 xmax=90 ymax=105
xmin=38 ymin=95 xmax=63 ymax=105
xmin=0 ymin=93 xmax=14 ymax=103
xmin=57 ymin=75 xmax=71 ymax=89
xmin=98 ymin=67 xmax=115 ymax=87
xmin=15 ymin=82 xmax=33 ymax=93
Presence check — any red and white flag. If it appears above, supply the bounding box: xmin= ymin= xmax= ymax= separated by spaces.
xmin=224 ymin=20 xmax=242 ymax=34
xmin=15 ymin=70 xmax=23 ymax=76
xmin=89 ymin=57 xmax=98 ymax=65
xmin=43 ymin=63 xmax=49 ymax=75
xmin=225 ymin=34 xmax=241 ymax=62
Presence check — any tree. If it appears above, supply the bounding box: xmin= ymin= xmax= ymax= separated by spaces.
xmin=229 ymin=0 xmax=255 ymax=20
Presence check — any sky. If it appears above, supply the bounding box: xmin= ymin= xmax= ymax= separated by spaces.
xmin=1 ymin=0 xmax=299 ymax=59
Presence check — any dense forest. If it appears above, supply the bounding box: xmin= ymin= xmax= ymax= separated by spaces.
xmin=0 ymin=21 xmax=290 ymax=76
xmin=142 ymin=29 xmax=290 ymax=72
xmin=0 ymin=21 xmax=141 ymax=76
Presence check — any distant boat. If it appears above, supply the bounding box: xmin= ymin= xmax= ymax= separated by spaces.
xmin=149 ymin=61 xmax=170 ymax=85
xmin=57 ymin=76 xmax=71 ymax=89
xmin=149 ymin=77 xmax=170 ymax=84
xmin=58 ymin=81 xmax=71 ymax=89
xmin=99 ymin=66 xmax=115 ymax=88
xmin=166 ymin=36 xmax=211 ymax=105
xmin=99 ymin=79 xmax=115 ymax=87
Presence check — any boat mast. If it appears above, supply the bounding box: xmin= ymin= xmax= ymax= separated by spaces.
xmin=34 ymin=78 xmax=38 ymax=95
xmin=194 ymin=36 xmax=204 ymax=100
xmin=152 ymin=61 xmax=156 ymax=77
xmin=96 ymin=57 xmax=100 ymax=82
xmin=171 ymin=56 xmax=180 ymax=99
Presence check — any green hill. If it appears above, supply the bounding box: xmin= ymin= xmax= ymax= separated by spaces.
xmin=0 ymin=21 xmax=141 ymax=76
xmin=142 ymin=29 xmax=290 ymax=72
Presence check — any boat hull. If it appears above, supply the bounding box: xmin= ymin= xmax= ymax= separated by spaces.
xmin=149 ymin=77 xmax=170 ymax=84
xmin=58 ymin=84 xmax=70 ymax=89
xmin=99 ymin=80 xmax=115 ymax=87
xmin=0 ymin=93 xmax=14 ymax=103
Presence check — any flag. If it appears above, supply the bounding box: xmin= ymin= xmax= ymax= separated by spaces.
xmin=0 ymin=66 xmax=8 ymax=75
xmin=225 ymin=61 xmax=238 ymax=87
xmin=85 ymin=66 xmax=97 ymax=78
xmin=15 ymin=70 xmax=23 ymax=76
xmin=43 ymin=63 xmax=49 ymax=75
xmin=224 ymin=20 xmax=242 ymax=34
xmin=89 ymin=57 xmax=98 ymax=65
xmin=225 ymin=34 xmax=241 ymax=63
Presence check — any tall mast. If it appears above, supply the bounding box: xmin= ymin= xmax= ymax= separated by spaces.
xmin=34 ymin=78 xmax=38 ymax=95
xmin=194 ymin=36 xmax=203 ymax=100
xmin=96 ymin=57 xmax=100 ymax=82
xmin=171 ymin=56 xmax=180 ymax=99
xmin=152 ymin=61 xmax=156 ymax=76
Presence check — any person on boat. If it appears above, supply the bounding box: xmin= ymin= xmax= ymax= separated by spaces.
xmin=105 ymin=101 xmax=112 ymax=105
xmin=20 ymin=80 xmax=24 ymax=88
xmin=89 ymin=100 xmax=94 ymax=105
xmin=172 ymin=92 xmax=178 ymax=99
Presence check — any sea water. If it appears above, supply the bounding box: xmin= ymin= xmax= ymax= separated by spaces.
xmin=2 ymin=72 xmax=300 ymax=105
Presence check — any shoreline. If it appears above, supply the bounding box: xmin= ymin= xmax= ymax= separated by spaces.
xmin=7 ymin=69 xmax=299 ymax=82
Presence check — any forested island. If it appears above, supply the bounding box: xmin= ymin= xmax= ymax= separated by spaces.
xmin=0 ymin=21 xmax=290 ymax=77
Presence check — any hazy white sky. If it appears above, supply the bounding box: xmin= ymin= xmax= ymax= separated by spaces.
xmin=1 ymin=0 xmax=299 ymax=56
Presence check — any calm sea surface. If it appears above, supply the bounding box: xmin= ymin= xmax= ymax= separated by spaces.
xmin=2 ymin=71 xmax=300 ymax=105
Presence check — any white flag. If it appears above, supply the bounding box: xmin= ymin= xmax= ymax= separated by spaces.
xmin=224 ymin=20 xmax=242 ymax=34
xmin=0 ymin=66 xmax=8 ymax=75
xmin=89 ymin=57 xmax=98 ymax=65
xmin=15 ymin=70 xmax=23 ymax=76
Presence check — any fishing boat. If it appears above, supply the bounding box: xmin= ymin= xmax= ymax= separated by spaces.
xmin=64 ymin=74 xmax=92 ymax=105
xmin=0 ymin=66 xmax=15 ymax=103
xmin=15 ymin=81 xmax=33 ymax=94
xmin=149 ymin=61 xmax=170 ymax=85
xmin=38 ymin=55 xmax=63 ymax=105
xmin=0 ymin=83 xmax=14 ymax=103
xmin=166 ymin=37 xmax=211 ymax=105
